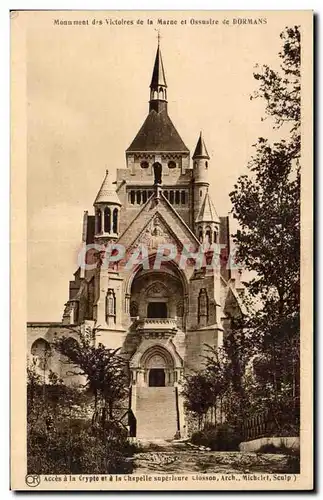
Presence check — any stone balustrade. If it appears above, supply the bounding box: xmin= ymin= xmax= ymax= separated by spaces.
xmin=135 ymin=317 xmax=178 ymax=338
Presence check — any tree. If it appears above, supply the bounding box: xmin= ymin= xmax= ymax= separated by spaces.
xmin=53 ymin=327 xmax=129 ymax=428
xmin=252 ymin=26 xmax=300 ymax=135
xmin=229 ymin=26 xmax=301 ymax=427
xmin=182 ymin=371 xmax=215 ymax=430
xmin=182 ymin=346 xmax=229 ymax=429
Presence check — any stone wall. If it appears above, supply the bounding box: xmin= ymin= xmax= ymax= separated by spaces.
xmin=239 ymin=437 xmax=300 ymax=452
xmin=27 ymin=323 xmax=85 ymax=386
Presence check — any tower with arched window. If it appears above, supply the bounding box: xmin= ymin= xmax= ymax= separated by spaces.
xmin=149 ymin=39 xmax=167 ymax=114
xmin=94 ymin=170 xmax=121 ymax=243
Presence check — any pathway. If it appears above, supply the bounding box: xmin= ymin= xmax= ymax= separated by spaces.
xmin=132 ymin=439 xmax=299 ymax=474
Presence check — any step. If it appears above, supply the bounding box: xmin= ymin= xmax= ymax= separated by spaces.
xmin=135 ymin=387 xmax=178 ymax=440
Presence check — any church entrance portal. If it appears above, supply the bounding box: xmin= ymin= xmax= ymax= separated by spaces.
xmin=147 ymin=301 xmax=167 ymax=318
xmin=149 ymin=368 xmax=166 ymax=387
xmin=130 ymin=345 xmax=182 ymax=439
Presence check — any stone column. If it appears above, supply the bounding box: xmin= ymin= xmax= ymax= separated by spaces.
xmin=125 ymin=294 xmax=130 ymax=315
xmin=137 ymin=368 xmax=146 ymax=387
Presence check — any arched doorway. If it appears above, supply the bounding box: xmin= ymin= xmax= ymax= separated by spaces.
xmin=142 ymin=348 xmax=175 ymax=387
xmin=130 ymin=345 xmax=181 ymax=439
xmin=31 ymin=338 xmax=51 ymax=372
xmin=147 ymin=301 xmax=167 ymax=318
xmin=149 ymin=368 xmax=165 ymax=387
xmin=128 ymin=259 xmax=188 ymax=328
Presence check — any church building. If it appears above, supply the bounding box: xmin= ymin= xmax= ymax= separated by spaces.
xmin=27 ymin=40 xmax=246 ymax=440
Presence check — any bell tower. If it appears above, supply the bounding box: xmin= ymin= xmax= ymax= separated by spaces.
xmin=192 ymin=133 xmax=220 ymax=244
xmin=149 ymin=35 xmax=168 ymax=113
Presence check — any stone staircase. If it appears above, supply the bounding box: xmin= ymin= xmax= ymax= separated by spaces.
xmin=135 ymin=387 xmax=178 ymax=439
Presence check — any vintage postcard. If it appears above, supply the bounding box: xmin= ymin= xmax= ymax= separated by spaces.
xmin=11 ymin=10 xmax=313 ymax=490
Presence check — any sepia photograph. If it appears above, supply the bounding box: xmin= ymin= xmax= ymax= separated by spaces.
xmin=10 ymin=10 xmax=313 ymax=490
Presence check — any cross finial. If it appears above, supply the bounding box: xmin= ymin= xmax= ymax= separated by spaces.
xmin=155 ymin=28 xmax=161 ymax=46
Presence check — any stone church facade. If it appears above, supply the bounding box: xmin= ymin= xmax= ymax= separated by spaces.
xmin=27 ymin=42 xmax=245 ymax=440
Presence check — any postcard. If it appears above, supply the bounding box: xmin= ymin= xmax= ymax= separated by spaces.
xmin=11 ymin=10 xmax=313 ymax=490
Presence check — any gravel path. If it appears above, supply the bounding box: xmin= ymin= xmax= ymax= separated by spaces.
xmin=132 ymin=441 xmax=298 ymax=474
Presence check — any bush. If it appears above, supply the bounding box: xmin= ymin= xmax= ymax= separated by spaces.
xmin=27 ymin=382 xmax=133 ymax=475
xmin=257 ymin=443 xmax=300 ymax=473
xmin=258 ymin=442 xmax=299 ymax=456
xmin=285 ymin=452 xmax=300 ymax=474
xmin=191 ymin=423 xmax=242 ymax=451
xmin=28 ymin=418 xmax=133 ymax=475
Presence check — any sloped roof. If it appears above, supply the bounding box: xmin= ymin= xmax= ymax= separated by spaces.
xmin=94 ymin=170 xmax=121 ymax=205
xmin=126 ymin=109 xmax=189 ymax=152
xmin=192 ymin=132 xmax=209 ymax=159
xmin=195 ymin=191 xmax=220 ymax=223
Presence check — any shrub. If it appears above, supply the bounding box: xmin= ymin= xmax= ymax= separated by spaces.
xmin=191 ymin=423 xmax=242 ymax=451
xmin=285 ymin=451 xmax=300 ymax=474
xmin=258 ymin=442 xmax=296 ymax=454
xmin=28 ymin=418 xmax=133 ymax=475
xmin=257 ymin=443 xmax=300 ymax=474
xmin=27 ymin=380 xmax=133 ymax=475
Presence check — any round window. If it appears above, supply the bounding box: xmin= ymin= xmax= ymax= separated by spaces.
xmin=141 ymin=161 xmax=149 ymax=169
xmin=168 ymin=160 xmax=176 ymax=169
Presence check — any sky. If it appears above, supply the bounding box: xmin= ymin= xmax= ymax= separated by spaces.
xmin=26 ymin=10 xmax=305 ymax=321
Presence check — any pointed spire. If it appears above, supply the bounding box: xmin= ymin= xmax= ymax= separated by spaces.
xmin=94 ymin=170 xmax=121 ymax=205
xmin=192 ymin=131 xmax=210 ymax=159
xmin=150 ymin=44 xmax=167 ymax=89
xmin=149 ymin=38 xmax=168 ymax=113
xmin=195 ymin=190 xmax=220 ymax=224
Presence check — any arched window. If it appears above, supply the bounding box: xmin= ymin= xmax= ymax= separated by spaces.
xmin=170 ymin=191 xmax=174 ymax=204
xmin=141 ymin=160 xmax=149 ymax=169
xmin=206 ymin=227 xmax=211 ymax=244
xmin=136 ymin=191 xmax=142 ymax=204
xmin=199 ymin=230 xmax=203 ymax=243
xmin=130 ymin=190 xmax=135 ymax=205
xmin=85 ymin=279 xmax=94 ymax=320
xmin=214 ymin=230 xmax=218 ymax=244
xmin=198 ymin=288 xmax=209 ymax=325
xmin=104 ymin=207 xmax=111 ymax=233
xmin=181 ymin=190 xmax=186 ymax=204
xmin=200 ymin=190 xmax=202 ymax=197
xmin=153 ymin=162 xmax=162 ymax=185
xmin=175 ymin=191 xmax=180 ymax=204
xmin=205 ymin=161 xmax=208 ymax=169
xmin=31 ymin=338 xmax=51 ymax=372
xmin=97 ymin=209 xmax=102 ymax=233
xmin=168 ymin=160 xmax=176 ymax=169
xmin=113 ymin=208 xmax=118 ymax=233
